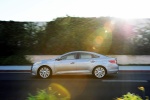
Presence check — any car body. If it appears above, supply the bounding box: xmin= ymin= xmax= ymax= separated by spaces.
xmin=31 ymin=51 xmax=119 ymax=79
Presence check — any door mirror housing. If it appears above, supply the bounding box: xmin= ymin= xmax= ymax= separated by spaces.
xmin=56 ymin=58 xmax=62 ymax=61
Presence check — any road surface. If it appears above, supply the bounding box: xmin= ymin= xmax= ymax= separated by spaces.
xmin=0 ymin=71 xmax=150 ymax=100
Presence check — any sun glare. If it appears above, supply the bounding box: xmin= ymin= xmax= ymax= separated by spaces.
xmin=109 ymin=0 xmax=150 ymax=19
xmin=0 ymin=0 xmax=150 ymax=21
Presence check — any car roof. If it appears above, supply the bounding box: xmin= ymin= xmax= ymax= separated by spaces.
xmin=63 ymin=51 xmax=102 ymax=56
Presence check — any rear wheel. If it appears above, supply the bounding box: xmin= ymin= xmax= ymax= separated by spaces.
xmin=93 ymin=66 xmax=106 ymax=78
xmin=38 ymin=66 xmax=51 ymax=79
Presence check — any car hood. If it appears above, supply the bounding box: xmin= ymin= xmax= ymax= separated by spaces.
xmin=40 ymin=59 xmax=54 ymax=63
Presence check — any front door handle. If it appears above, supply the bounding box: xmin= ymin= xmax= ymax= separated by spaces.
xmin=70 ymin=62 xmax=75 ymax=64
xmin=91 ymin=61 xmax=95 ymax=63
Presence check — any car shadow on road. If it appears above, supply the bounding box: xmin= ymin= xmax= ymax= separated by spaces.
xmin=32 ymin=74 xmax=118 ymax=80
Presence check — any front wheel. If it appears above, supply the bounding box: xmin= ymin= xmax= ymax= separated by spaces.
xmin=93 ymin=66 xmax=106 ymax=78
xmin=38 ymin=66 xmax=51 ymax=79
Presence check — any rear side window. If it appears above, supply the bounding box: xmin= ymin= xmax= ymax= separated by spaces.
xmin=80 ymin=53 xmax=92 ymax=59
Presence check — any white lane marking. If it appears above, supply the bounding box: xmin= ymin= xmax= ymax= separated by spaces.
xmin=102 ymin=80 xmax=148 ymax=82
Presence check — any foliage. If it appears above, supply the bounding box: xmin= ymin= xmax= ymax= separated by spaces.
xmin=1 ymin=17 xmax=150 ymax=60
xmin=116 ymin=92 xmax=142 ymax=100
xmin=0 ymin=21 xmax=44 ymax=65
xmin=129 ymin=19 xmax=150 ymax=54
xmin=116 ymin=86 xmax=149 ymax=100
xmin=0 ymin=55 xmax=32 ymax=65
xmin=27 ymin=83 xmax=71 ymax=100
xmin=27 ymin=90 xmax=58 ymax=100
xmin=44 ymin=17 xmax=113 ymax=54
xmin=0 ymin=21 xmax=27 ymax=56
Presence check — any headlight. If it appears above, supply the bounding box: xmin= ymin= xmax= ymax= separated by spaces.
xmin=33 ymin=61 xmax=41 ymax=66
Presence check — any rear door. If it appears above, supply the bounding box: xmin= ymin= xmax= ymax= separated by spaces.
xmin=76 ymin=53 xmax=95 ymax=73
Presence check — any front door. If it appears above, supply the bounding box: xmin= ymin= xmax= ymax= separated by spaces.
xmin=54 ymin=53 xmax=77 ymax=74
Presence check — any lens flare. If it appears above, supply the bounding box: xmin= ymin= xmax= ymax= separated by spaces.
xmin=91 ymin=21 xmax=113 ymax=53
xmin=84 ymin=21 xmax=113 ymax=54
xmin=95 ymin=36 xmax=104 ymax=45
xmin=92 ymin=46 xmax=96 ymax=50
xmin=104 ymin=22 xmax=114 ymax=33
xmin=48 ymin=83 xmax=71 ymax=99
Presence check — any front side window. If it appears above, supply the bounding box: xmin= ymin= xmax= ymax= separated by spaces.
xmin=92 ymin=54 xmax=99 ymax=58
xmin=61 ymin=53 xmax=76 ymax=60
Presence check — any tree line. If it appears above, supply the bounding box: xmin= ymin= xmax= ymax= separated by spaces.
xmin=0 ymin=17 xmax=150 ymax=64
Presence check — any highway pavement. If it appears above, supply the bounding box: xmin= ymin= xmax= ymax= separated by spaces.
xmin=0 ymin=71 xmax=150 ymax=100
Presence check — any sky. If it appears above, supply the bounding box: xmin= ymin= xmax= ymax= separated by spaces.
xmin=0 ymin=0 xmax=150 ymax=21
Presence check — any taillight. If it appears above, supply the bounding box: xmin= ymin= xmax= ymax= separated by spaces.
xmin=109 ymin=60 xmax=116 ymax=64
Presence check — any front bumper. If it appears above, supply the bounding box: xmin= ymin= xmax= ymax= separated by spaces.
xmin=31 ymin=65 xmax=38 ymax=76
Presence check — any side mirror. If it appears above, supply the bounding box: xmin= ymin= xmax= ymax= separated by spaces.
xmin=56 ymin=58 xmax=62 ymax=61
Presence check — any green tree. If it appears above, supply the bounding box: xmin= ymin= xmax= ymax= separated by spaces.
xmin=0 ymin=21 xmax=32 ymax=65
xmin=109 ymin=19 xmax=135 ymax=55
xmin=45 ymin=17 xmax=112 ymax=54
xmin=23 ymin=22 xmax=46 ymax=54
xmin=0 ymin=21 xmax=27 ymax=56
xmin=130 ymin=19 xmax=150 ymax=54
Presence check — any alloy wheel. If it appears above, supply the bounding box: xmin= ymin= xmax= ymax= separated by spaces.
xmin=38 ymin=66 xmax=51 ymax=78
xmin=94 ymin=66 xmax=106 ymax=78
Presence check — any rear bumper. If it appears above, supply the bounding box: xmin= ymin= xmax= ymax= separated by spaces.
xmin=107 ymin=69 xmax=119 ymax=74
xmin=107 ymin=64 xmax=119 ymax=74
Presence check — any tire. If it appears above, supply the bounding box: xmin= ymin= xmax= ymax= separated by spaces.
xmin=93 ymin=66 xmax=106 ymax=78
xmin=38 ymin=66 xmax=51 ymax=79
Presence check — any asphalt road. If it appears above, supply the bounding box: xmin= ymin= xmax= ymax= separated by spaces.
xmin=0 ymin=72 xmax=150 ymax=100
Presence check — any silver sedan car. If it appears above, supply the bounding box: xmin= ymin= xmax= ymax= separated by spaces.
xmin=31 ymin=51 xmax=119 ymax=79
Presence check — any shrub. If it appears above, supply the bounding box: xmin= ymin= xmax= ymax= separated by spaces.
xmin=27 ymin=83 xmax=71 ymax=100
xmin=0 ymin=55 xmax=32 ymax=65
xmin=27 ymin=90 xmax=58 ymax=100
xmin=116 ymin=92 xmax=142 ymax=100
